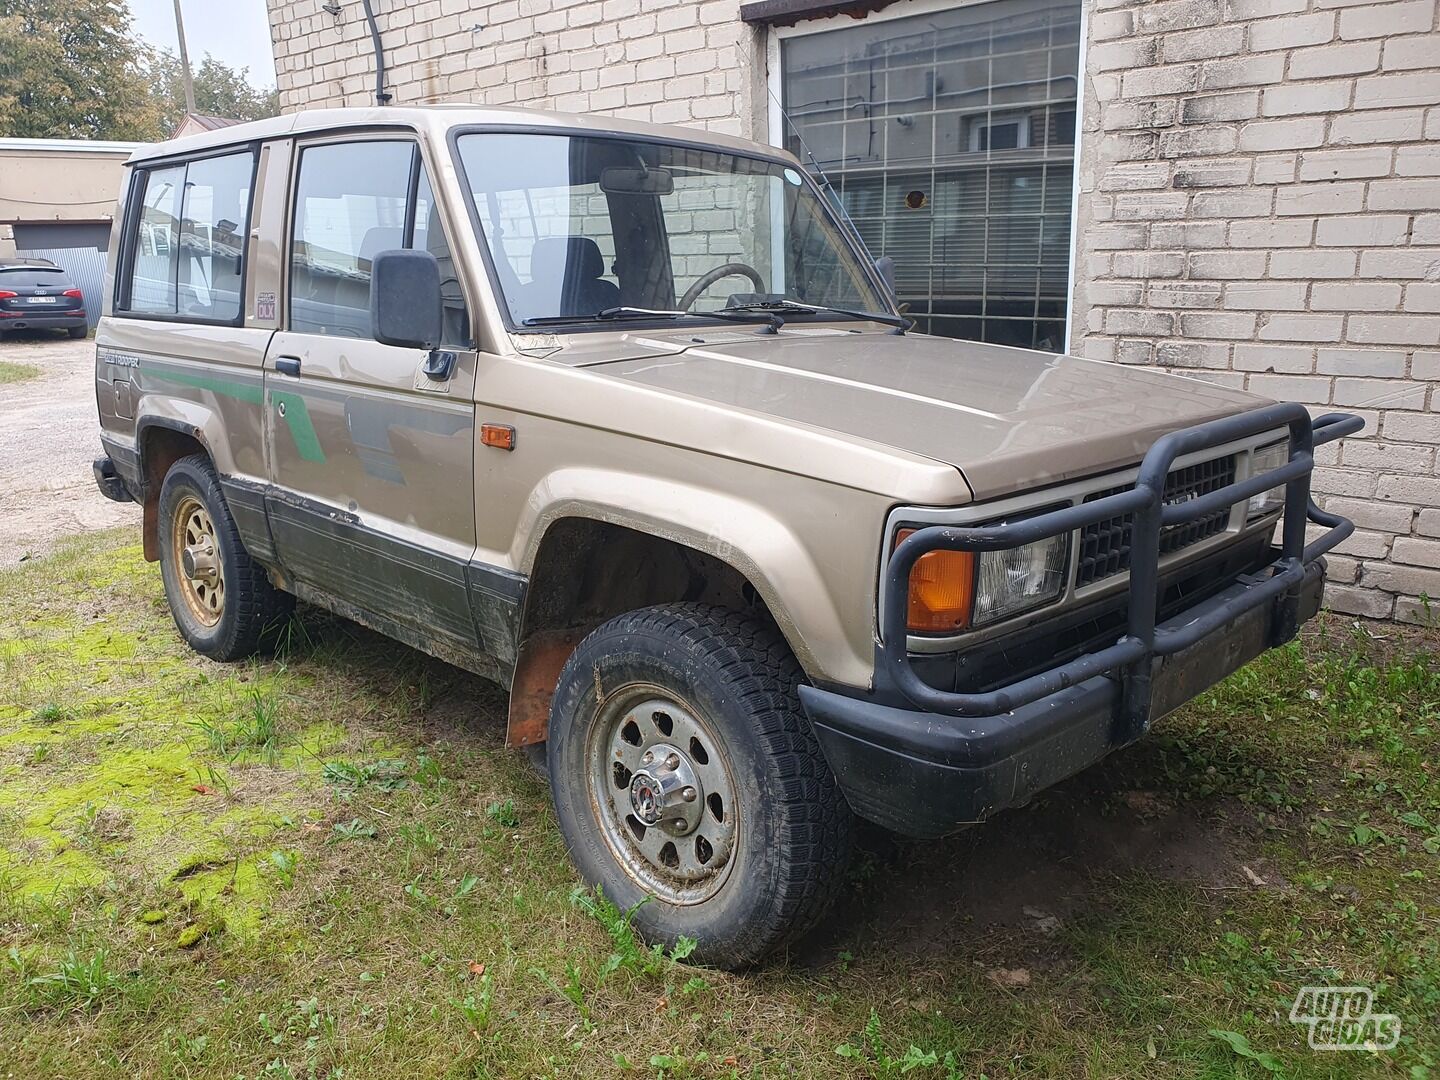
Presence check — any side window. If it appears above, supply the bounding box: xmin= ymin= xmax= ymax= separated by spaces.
xmin=121 ymin=152 xmax=254 ymax=320
xmin=413 ymin=169 xmax=470 ymax=347
xmin=125 ymin=165 xmax=185 ymax=314
xmin=289 ymin=141 xmax=413 ymax=338
xmin=178 ymin=153 xmax=254 ymax=321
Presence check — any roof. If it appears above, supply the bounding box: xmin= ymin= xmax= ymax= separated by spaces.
xmin=127 ymin=104 xmax=799 ymax=168
xmin=171 ymin=113 xmax=248 ymax=138
xmin=186 ymin=114 xmax=246 ymax=132
xmin=0 ymin=137 xmax=145 ymax=155
xmin=0 ymin=258 xmax=60 ymax=269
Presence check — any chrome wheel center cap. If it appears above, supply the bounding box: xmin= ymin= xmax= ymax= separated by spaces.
xmin=628 ymin=742 xmax=702 ymax=835
xmin=182 ymin=541 xmax=218 ymax=583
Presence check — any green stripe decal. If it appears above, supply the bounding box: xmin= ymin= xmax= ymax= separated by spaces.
xmin=269 ymin=390 xmax=325 ymax=463
xmin=149 ymin=367 xmax=326 ymax=464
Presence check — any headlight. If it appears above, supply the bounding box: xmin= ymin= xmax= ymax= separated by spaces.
xmin=1248 ymin=441 xmax=1288 ymax=518
xmin=897 ymin=528 xmax=1068 ymax=633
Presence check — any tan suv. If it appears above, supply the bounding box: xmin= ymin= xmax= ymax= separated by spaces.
xmin=92 ymin=106 xmax=1360 ymax=967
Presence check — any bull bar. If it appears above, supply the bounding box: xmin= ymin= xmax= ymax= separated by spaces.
xmin=874 ymin=403 xmax=1364 ymax=741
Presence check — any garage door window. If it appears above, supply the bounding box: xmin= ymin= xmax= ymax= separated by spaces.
xmin=779 ymin=0 xmax=1081 ymax=350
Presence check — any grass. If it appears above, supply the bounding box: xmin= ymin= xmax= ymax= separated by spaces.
xmin=0 ymin=359 xmax=42 ymax=384
xmin=1 ymin=530 xmax=1437 ymax=1078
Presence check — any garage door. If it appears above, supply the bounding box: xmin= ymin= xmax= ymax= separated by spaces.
xmin=12 ymin=222 xmax=113 ymax=329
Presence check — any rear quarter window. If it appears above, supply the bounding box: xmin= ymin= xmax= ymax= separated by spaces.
xmin=118 ymin=149 xmax=256 ymax=323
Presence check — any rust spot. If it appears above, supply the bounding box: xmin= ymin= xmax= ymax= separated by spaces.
xmin=505 ymin=629 xmax=584 ymax=748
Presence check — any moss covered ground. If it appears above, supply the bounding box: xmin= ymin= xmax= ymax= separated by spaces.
xmin=1 ymin=531 xmax=1436 ymax=1078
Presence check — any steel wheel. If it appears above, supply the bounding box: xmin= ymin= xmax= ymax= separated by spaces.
xmin=587 ymin=686 xmax=738 ymax=905
xmin=170 ymin=494 xmax=224 ymax=627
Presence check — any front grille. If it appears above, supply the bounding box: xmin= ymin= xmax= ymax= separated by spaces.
xmin=1076 ymin=454 xmax=1237 ymax=588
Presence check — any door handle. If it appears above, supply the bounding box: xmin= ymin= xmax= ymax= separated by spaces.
xmin=274 ymin=356 xmax=302 ymax=376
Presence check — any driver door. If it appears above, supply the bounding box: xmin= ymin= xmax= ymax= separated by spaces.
xmin=264 ymin=135 xmax=481 ymax=658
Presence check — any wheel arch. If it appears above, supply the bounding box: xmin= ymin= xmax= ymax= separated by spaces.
xmin=135 ymin=417 xmax=215 ymax=561
xmin=504 ymin=496 xmax=849 ymax=748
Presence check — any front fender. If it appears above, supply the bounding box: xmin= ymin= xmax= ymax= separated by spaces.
xmin=517 ymin=467 xmax=880 ymax=688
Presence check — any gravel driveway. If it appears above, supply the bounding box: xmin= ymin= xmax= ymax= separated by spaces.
xmin=0 ymin=333 xmax=139 ymax=564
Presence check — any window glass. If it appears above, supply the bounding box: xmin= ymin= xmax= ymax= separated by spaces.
xmin=414 ymin=169 xmax=470 ymax=347
xmin=127 ymin=164 xmax=185 ymax=314
xmin=780 ymin=0 xmax=1081 ymax=350
xmin=0 ymin=268 xmax=67 ymax=287
xmin=177 ymin=152 xmax=254 ymax=321
xmin=457 ymin=133 xmax=882 ymax=326
xmin=290 ymin=141 xmax=414 ymax=337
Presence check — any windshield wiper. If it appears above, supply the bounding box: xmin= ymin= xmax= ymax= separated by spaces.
xmin=720 ymin=298 xmax=910 ymax=332
xmin=521 ymin=306 xmax=784 ymax=332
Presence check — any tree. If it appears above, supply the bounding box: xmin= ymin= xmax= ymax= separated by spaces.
xmin=144 ymin=47 xmax=280 ymax=135
xmin=0 ymin=0 xmax=162 ymax=140
xmin=0 ymin=1 xmax=278 ymax=142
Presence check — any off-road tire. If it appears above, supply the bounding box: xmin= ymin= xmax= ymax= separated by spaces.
xmin=547 ymin=603 xmax=852 ymax=968
xmin=157 ymin=453 xmax=293 ymax=661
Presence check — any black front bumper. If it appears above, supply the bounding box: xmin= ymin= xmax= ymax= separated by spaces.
xmin=802 ymin=559 xmax=1324 ymax=837
xmin=801 ymin=405 xmax=1362 ymax=838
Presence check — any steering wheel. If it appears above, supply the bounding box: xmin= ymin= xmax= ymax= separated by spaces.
xmin=678 ymin=262 xmax=766 ymax=310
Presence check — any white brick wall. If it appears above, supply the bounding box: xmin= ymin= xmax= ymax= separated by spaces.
xmin=265 ymin=0 xmax=762 ymax=139
xmin=1074 ymin=0 xmax=1440 ymax=623
xmin=266 ymin=0 xmax=1440 ymax=622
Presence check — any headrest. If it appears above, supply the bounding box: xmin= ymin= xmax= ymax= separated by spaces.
xmin=359 ymin=227 xmax=404 ymax=263
xmin=529 ymin=236 xmax=605 ymax=281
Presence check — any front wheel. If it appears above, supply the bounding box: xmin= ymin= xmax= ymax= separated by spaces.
xmin=157 ymin=454 xmax=293 ymax=660
xmin=547 ymin=604 xmax=852 ymax=968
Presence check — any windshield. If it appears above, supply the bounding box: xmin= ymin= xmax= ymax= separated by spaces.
xmin=453 ymin=132 xmax=887 ymax=326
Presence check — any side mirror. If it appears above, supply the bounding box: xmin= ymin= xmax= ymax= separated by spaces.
xmin=874 ymin=255 xmax=897 ymax=299
xmin=370 ymin=249 xmax=442 ymax=350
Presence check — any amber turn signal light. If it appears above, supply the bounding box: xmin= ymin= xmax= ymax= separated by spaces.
xmin=481 ymin=423 xmax=516 ymax=451
xmin=895 ymin=528 xmax=975 ymax=633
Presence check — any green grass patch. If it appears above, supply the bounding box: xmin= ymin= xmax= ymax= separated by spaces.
xmin=0 ymin=531 xmax=1436 ymax=1077
xmin=0 ymin=359 xmax=42 ymax=384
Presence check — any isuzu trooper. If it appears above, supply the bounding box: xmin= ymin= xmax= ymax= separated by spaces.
xmin=92 ymin=106 xmax=1360 ymax=967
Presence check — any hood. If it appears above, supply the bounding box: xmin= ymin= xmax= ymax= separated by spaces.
xmin=588 ymin=330 xmax=1270 ymax=501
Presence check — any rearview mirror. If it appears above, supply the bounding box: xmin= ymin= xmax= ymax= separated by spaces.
xmin=599 ymin=167 xmax=675 ymax=196
xmin=370 ymin=249 xmax=443 ymax=350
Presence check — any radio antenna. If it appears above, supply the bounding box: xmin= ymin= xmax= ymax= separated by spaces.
xmin=766 ymin=84 xmax=904 ymax=326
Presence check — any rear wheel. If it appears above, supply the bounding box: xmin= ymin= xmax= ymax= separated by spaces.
xmin=547 ymin=603 xmax=851 ymax=968
xmin=157 ymin=454 xmax=293 ymax=660
xmin=67 ymin=326 xmax=87 ymax=339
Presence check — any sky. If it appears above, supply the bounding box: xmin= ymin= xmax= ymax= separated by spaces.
xmin=129 ymin=0 xmax=278 ymax=88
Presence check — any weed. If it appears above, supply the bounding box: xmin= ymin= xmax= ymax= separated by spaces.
xmin=267 ymin=850 xmax=298 ymax=888
xmin=329 ymin=818 xmax=377 ymax=842
xmin=26 ymin=947 xmax=122 ymax=1010
xmin=413 ymin=750 xmax=444 ymax=788
xmin=322 ymin=758 xmax=407 ymax=794
xmin=397 ymin=820 xmax=442 ymax=856
xmin=571 ymin=886 xmax=697 ymax=978
xmin=235 ymin=690 xmax=282 ymax=762
xmin=0 ymin=360 xmax=42 ymax=384
xmin=835 ymin=1010 xmax=941 ymax=1076
xmin=1209 ymin=1029 xmax=1285 ymax=1074
xmin=486 ymin=798 xmax=520 ymax=827
xmin=450 ymin=972 xmax=495 ymax=1035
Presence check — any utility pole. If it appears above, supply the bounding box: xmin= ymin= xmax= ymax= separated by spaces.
xmin=172 ymin=0 xmax=197 ymax=117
